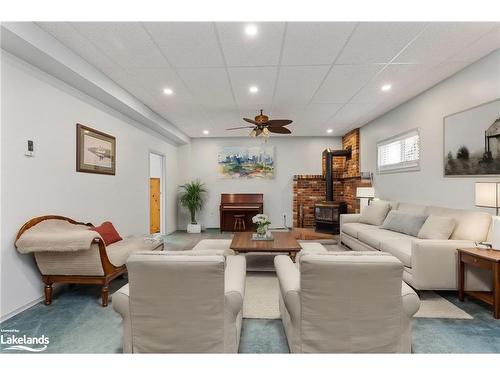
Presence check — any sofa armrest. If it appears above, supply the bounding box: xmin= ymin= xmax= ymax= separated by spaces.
xmin=401 ymin=282 xmax=420 ymax=318
xmin=411 ymin=239 xmax=477 ymax=290
xmin=340 ymin=213 xmax=361 ymax=228
xmin=112 ymin=284 xmax=133 ymax=353
xmin=225 ymin=255 xmax=246 ymax=317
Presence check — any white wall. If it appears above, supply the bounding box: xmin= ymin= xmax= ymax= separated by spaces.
xmin=177 ymin=137 xmax=342 ymax=229
xmin=360 ymin=50 xmax=500 ymax=212
xmin=1 ymin=53 xmax=179 ymax=319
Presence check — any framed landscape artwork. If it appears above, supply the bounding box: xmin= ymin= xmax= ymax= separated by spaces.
xmin=76 ymin=123 xmax=116 ymax=175
xmin=218 ymin=146 xmax=275 ymax=179
xmin=444 ymin=99 xmax=500 ymax=177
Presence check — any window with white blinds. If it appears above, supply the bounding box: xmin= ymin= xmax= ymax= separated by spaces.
xmin=377 ymin=129 xmax=420 ymax=173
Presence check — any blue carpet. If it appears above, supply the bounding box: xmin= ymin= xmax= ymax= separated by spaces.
xmin=1 ymin=281 xmax=499 ymax=353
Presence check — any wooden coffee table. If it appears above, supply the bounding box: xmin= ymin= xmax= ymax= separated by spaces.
xmin=230 ymin=231 xmax=302 ymax=262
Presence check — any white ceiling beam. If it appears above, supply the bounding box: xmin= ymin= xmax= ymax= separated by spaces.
xmin=1 ymin=22 xmax=190 ymax=145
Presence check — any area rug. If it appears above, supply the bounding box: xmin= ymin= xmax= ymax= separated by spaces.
xmin=243 ymin=273 xmax=473 ymax=320
xmin=243 ymin=272 xmax=280 ymax=319
xmin=414 ymin=291 xmax=473 ymax=319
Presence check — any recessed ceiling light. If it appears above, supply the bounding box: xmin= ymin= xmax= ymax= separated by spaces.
xmin=327 ymin=129 xmax=333 ymax=134
xmin=163 ymin=87 xmax=174 ymax=95
xmin=244 ymin=24 xmax=258 ymax=37
xmin=203 ymin=130 xmax=209 ymax=135
xmin=249 ymin=86 xmax=259 ymax=94
xmin=381 ymin=84 xmax=392 ymax=92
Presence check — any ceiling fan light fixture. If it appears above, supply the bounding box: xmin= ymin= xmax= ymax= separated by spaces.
xmin=249 ymin=129 xmax=257 ymax=137
xmin=262 ymin=127 xmax=270 ymax=137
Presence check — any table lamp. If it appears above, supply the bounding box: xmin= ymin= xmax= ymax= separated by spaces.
xmin=356 ymin=187 xmax=375 ymax=213
xmin=475 ymin=182 xmax=499 ymax=215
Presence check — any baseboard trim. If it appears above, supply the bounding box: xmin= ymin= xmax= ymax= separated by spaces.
xmin=1 ymin=284 xmax=64 ymax=323
xmin=1 ymin=296 xmax=44 ymax=323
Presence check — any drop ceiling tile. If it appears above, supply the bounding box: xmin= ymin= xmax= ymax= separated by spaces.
xmin=176 ymin=67 xmax=235 ymax=109
xmin=70 ymin=22 xmax=168 ymax=68
xmin=273 ymin=66 xmax=330 ymax=107
xmin=143 ymin=22 xmax=225 ymax=68
xmin=281 ymin=22 xmax=356 ymax=65
xmin=37 ymin=22 xmax=117 ymax=69
xmin=447 ymin=26 xmax=500 ymax=63
xmin=216 ymin=22 xmax=285 ymax=66
xmin=312 ymin=64 xmax=382 ymax=103
xmin=395 ymin=22 xmax=498 ymax=64
xmin=329 ymin=102 xmax=379 ymax=127
xmin=228 ymin=67 xmax=278 ymax=108
xmin=350 ymin=63 xmax=428 ymax=103
xmin=337 ymin=22 xmax=426 ymax=64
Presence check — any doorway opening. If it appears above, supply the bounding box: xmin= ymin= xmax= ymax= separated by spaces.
xmin=149 ymin=152 xmax=165 ymax=234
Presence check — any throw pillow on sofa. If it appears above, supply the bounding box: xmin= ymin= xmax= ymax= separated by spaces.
xmin=358 ymin=201 xmax=391 ymax=226
xmin=381 ymin=210 xmax=428 ymax=237
xmin=90 ymin=221 xmax=122 ymax=246
xmin=417 ymin=215 xmax=456 ymax=240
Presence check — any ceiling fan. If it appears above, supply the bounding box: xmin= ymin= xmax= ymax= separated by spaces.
xmin=226 ymin=110 xmax=293 ymax=137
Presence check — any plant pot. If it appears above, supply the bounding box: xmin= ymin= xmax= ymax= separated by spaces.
xmin=187 ymin=223 xmax=201 ymax=233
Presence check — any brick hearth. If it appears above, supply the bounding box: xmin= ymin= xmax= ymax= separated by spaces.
xmin=293 ymin=128 xmax=371 ymax=228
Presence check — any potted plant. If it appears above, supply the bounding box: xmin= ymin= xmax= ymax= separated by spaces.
xmin=179 ymin=180 xmax=207 ymax=233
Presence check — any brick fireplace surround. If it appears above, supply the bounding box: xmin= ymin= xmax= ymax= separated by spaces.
xmin=292 ymin=128 xmax=371 ymax=228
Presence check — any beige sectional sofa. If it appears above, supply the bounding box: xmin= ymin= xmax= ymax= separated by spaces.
xmin=340 ymin=201 xmax=492 ymax=291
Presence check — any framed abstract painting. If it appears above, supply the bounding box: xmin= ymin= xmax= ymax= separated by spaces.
xmin=218 ymin=146 xmax=275 ymax=179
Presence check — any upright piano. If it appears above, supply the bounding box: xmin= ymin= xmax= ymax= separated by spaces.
xmin=219 ymin=193 xmax=264 ymax=232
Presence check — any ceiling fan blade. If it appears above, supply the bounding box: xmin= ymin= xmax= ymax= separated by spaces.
xmin=267 ymin=119 xmax=293 ymax=127
xmin=243 ymin=118 xmax=260 ymax=125
xmin=268 ymin=126 xmax=291 ymax=134
xmin=226 ymin=126 xmax=255 ymax=130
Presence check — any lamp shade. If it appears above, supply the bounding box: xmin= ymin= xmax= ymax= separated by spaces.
xmin=475 ymin=182 xmax=499 ymax=208
xmin=356 ymin=187 xmax=375 ymax=199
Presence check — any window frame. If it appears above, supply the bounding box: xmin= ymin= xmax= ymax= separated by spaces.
xmin=376 ymin=128 xmax=421 ymax=174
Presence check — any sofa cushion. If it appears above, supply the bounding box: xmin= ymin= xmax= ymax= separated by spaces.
xmin=357 ymin=229 xmax=409 ymax=250
xmin=381 ymin=210 xmax=428 ymax=237
xmin=380 ymin=237 xmax=413 ymax=267
xmin=425 ymin=206 xmax=491 ymax=242
xmin=417 ymin=215 xmax=456 ymax=240
xmin=106 ymin=236 xmax=163 ymax=267
xmin=358 ymin=202 xmax=390 ymax=226
xmin=377 ymin=200 xmax=399 ymax=211
xmin=397 ymin=203 xmax=427 ymax=215
xmin=342 ymin=222 xmax=379 ymax=239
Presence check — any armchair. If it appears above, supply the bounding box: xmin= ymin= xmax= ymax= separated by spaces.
xmin=113 ymin=252 xmax=246 ymax=353
xmin=274 ymin=252 xmax=420 ymax=353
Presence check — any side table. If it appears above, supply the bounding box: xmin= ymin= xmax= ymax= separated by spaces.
xmin=457 ymin=247 xmax=500 ymax=319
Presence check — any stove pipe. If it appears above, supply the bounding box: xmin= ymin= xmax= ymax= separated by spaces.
xmin=323 ymin=147 xmax=352 ymax=202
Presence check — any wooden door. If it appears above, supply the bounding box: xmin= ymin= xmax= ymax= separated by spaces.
xmin=150 ymin=178 xmax=161 ymax=234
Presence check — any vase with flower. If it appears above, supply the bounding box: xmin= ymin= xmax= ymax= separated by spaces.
xmin=252 ymin=214 xmax=271 ymax=239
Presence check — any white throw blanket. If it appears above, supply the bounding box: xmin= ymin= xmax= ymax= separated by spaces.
xmin=15 ymin=219 xmax=100 ymax=253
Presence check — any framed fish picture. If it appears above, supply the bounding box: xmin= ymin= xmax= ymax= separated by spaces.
xmin=76 ymin=123 xmax=116 ymax=175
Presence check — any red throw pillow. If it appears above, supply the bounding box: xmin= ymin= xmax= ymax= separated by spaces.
xmin=90 ymin=221 xmax=122 ymax=246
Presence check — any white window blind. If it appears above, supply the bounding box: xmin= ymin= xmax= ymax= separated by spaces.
xmin=377 ymin=129 xmax=420 ymax=173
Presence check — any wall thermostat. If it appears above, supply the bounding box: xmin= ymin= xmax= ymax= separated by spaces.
xmin=25 ymin=140 xmax=34 ymax=157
